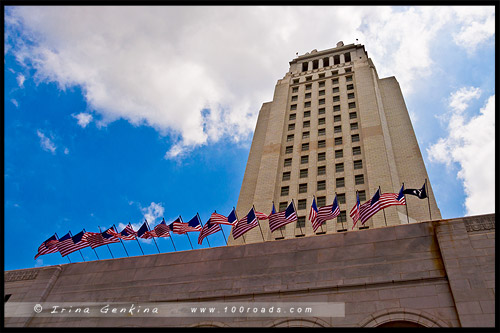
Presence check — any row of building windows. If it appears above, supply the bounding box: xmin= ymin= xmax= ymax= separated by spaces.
xmin=289 ymin=118 xmax=357 ymax=129
xmin=280 ymin=174 xmax=364 ymax=196
xmin=290 ymin=102 xmax=356 ymax=115
xmin=299 ymin=55 xmax=353 ymax=72
xmin=282 ymin=160 xmax=363 ymax=181
xmin=292 ymin=73 xmax=353 ymax=88
xmin=290 ymin=96 xmax=355 ymax=110
xmin=283 ymin=146 xmax=361 ymax=167
xmin=291 ymin=86 xmax=355 ymax=101
xmin=286 ymin=133 xmax=360 ymax=144
xmin=285 ymin=133 xmax=359 ymax=152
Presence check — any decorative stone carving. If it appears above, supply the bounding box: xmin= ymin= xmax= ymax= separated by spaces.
xmin=5 ymin=270 xmax=38 ymax=282
xmin=464 ymin=218 xmax=495 ymax=232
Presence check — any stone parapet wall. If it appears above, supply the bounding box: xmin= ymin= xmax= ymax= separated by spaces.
xmin=4 ymin=214 xmax=495 ymax=327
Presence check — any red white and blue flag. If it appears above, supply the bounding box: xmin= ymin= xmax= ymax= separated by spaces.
xmin=152 ymin=219 xmax=171 ymax=238
xmin=350 ymin=192 xmax=361 ymax=229
xmin=232 ymin=207 xmax=259 ymax=240
xmin=35 ymin=234 xmax=59 ymax=259
xmin=111 ymin=224 xmax=137 ymax=240
xmin=380 ymin=185 xmax=406 ymax=209
xmin=268 ymin=202 xmax=297 ymax=232
xmin=136 ymin=222 xmax=154 ymax=239
xmin=58 ymin=231 xmax=89 ymax=257
xmin=313 ymin=195 xmax=341 ymax=232
xmin=309 ymin=197 xmax=319 ymax=227
xmin=359 ymin=188 xmax=382 ymax=225
xmin=198 ymin=218 xmax=221 ymax=245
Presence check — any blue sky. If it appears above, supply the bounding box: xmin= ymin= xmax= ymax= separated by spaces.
xmin=4 ymin=6 xmax=495 ymax=270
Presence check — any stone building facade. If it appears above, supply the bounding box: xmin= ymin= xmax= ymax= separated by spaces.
xmin=4 ymin=214 xmax=495 ymax=327
xmin=230 ymin=42 xmax=441 ymax=245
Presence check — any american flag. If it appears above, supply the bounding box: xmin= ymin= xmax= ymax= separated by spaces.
xmin=56 ymin=233 xmax=74 ymax=257
xmin=34 ymin=234 xmax=59 ymax=259
xmin=102 ymin=227 xmax=121 ymax=244
xmin=82 ymin=232 xmax=105 ymax=249
xmin=153 ymin=220 xmax=171 ymax=238
xmin=232 ymin=207 xmax=259 ymax=240
xmin=227 ymin=208 xmax=238 ymax=225
xmin=313 ymin=196 xmax=341 ymax=232
xmin=359 ymin=188 xmax=382 ymax=225
xmin=171 ymin=215 xmax=203 ymax=234
xmin=137 ymin=222 xmax=154 ymax=239
xmin=210 ymin=212 xmax=230 ymax=225
xmin=198 ymin=218 xmax=221 ymax=245
xmin=112 ymin=224 xmax=137 ymax=240
xmin=309 ymin=197 xmax=319 ymax=227
xmin=58 ymin=231 xmax=90 ymax=257
xmin=255 ymin=211 xmax=268 ymax=220
xmin=350 ymin=192 xmax=361 ymax=229
xmin=268 ymin=202 xmax=297 ymax=232
xmin=83 ymin=228 xmax=120 ymax=248
xmin=380 ymin=185 xmax=406 ymax=209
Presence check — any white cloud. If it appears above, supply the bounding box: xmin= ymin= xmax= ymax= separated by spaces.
xmin=16 ymin=73 xmax=25 ymax=88
xmin=73 ymin=112 xmax=93 ymax=128
xmin=5 ymin=6 xmax=495 ymax=158
xmin=11 ymin=99 xmax=19 ymax=108
xmin=449 ymin=86 xmax=482 ymax=113
xmin=428 ymin=92 xmax=495 ymax=216
xmin=451 ymin=6 xmax=495 ymax=52
xmin=141 ymin=202 xmax=165 ymax=226
xmin=34 ymin=258 xmax=44 ymax=267
xmin=64 ymin=147 xmax=69 ymax=154
xmin=36 ymin=129 xmax=57 ymax=154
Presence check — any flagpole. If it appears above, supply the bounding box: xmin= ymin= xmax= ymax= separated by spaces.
xmin=295 ymin=198 xmax=304 ymax=236
xmin=425 ymin=178 xmax=432 ymax=220
xmin=253 ymin=205 xmax=266 ymax=242
xmin=274 ymin=202 xmax=284 ymax=238
xmin=214 ymin=210 xmax=228 ymax=244
xmin=337 ymin=192 xmax=345 ymax=231
xmin=69 ymin=230 xmax=85 ymax=262
xmin=179 ymin=216 xmax=194 ymax=250
xmin=403 ymin=183 xmax=410 ymax=224
xmin=379 ymin=186 xmax=388 ymax=226
xmin=129 ymin=223 xmax=145 ymax=255
xmin=55 ymin=232 xmax=71 ymax=263
xmin=198 ymin=213 xmax=211 ymax=247
xmin=162 ymin=218 xmax=177 ymax=251
xmin=113 ymin=224 xmax=129 ymax=257
xmin=145 ymin=219 xmax=161 ymax=253
xmin=84 ymin=228 xmax=100 ymax=259
xmin=98 ymin=226 xmax=114 ymax=259
xmin=233 ymin=207 xmax=246 ymax=244
xmin=317 ymin=196 xmax=325 ymax=234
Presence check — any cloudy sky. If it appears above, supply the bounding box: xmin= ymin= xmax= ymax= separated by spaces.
xmin=4 ymin=6 xmax=495 ymax=270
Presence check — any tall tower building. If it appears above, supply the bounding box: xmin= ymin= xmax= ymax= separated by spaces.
xmin=230 ymin=42 xmax=441 ymax=245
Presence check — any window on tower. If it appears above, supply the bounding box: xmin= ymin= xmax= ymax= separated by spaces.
xmin=282 ymin=171 xmax=291 ymax=181
xmin=281 ymin=186 xmax=290 ymax=196
xmin=297 ymin=199 xmax=307 ymax=210
xmin=317 ymin=180 xmax=326 ymax=191
xmin=355 ymin=174 xmax=365 ymax=185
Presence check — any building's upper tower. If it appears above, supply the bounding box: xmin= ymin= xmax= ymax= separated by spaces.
xmin=229 ymin=42 xmax=441 ymax=245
